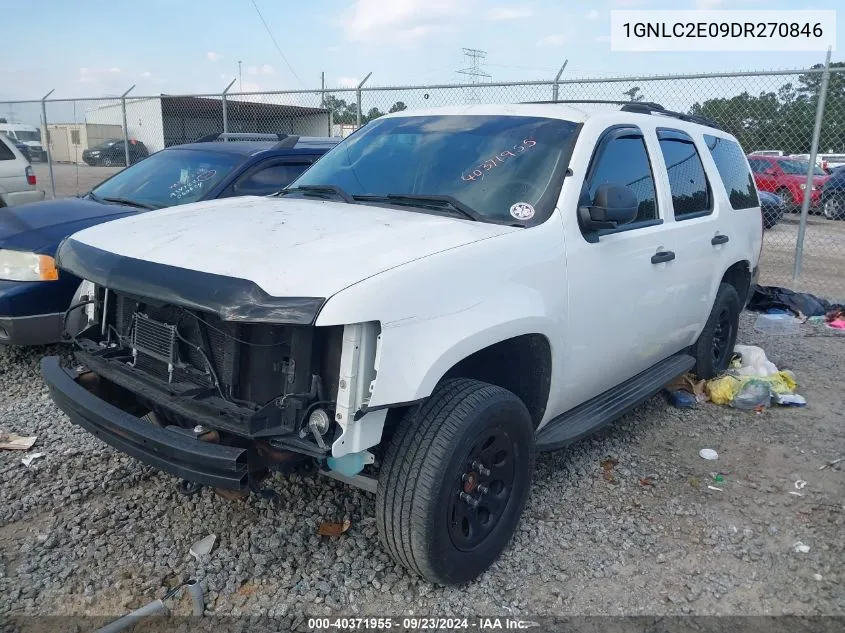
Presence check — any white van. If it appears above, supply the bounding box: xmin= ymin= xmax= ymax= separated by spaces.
xmin=0 ymin=123 xmax=46 ymax=162
xmin=0 ymin=133 xmax=46 ymax=207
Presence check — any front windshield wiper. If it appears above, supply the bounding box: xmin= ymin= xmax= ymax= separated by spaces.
xmin=99 ymin=197 xmax=159 ymax=210
xmin=276 ymin=184 xmax=355 ymax=203
xmin=352 ymin=194 xmax=484 ymax=222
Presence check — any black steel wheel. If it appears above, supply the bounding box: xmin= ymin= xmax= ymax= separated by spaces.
xmin=693 ymin=282 xmax=740 ymax=379
xmin=376 ymin=379 xmax=535 ymax=585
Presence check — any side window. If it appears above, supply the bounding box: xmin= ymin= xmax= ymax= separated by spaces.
xmin=0 ymin=137 xmax=16 ymax=161
xmin=233 ymin=161 xmax=312 ymax=196
xmin=705 ymin=135 xmax=760 ymax=210
xmin=70 ymin=130 xmax=81 ymax=145
xmin=747 ymin=159 xmax=765 ymax=174
xmin=657 ymin=129 xmax=711 ymax=219
xmin=585 ymin=130 xmax=658 ymax=224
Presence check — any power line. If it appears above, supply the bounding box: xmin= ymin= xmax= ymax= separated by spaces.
xmin=456 ymin=48 xmax=492 ymax=83
xmin=249 ymin=0 xmax=306 ymax=88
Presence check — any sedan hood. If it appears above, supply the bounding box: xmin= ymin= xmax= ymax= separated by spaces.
xmin=0 ymin=197 xmax=138 ymax=254
xmin=62 ymin=196 xmax=518 ymax=298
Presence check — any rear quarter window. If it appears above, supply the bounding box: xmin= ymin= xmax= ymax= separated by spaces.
xmin=0 ymin=136 xmax=16 ymax=161
xmin=704 ymin=135 xmax=759 ymax=210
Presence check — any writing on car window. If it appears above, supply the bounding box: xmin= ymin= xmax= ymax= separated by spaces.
xmin=462 ymin=139 xmax=537 ymax=182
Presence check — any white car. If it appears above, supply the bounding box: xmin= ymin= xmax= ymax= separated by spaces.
xmin=42 ymin=102 xmax=762 ymax=585
xmin=0 ymin=123 xmax=47 ymax=162
xmin=0 ymin=134 xmax=45 ymax=208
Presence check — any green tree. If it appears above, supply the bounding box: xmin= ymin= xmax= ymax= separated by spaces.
xmin=388 ymin=101 xmax=407 ymax=113
xmin=622 ymin=86 xmax=644 ymax=102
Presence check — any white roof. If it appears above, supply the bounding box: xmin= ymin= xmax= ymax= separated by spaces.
xmin=381 ymin=103 xmax=593 ymax=123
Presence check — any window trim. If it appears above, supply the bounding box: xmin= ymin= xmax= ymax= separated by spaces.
xmin=656 ymin=127 xmax=713 ymax=221
xmin=579 ymin=124 xmax=661 ymax=241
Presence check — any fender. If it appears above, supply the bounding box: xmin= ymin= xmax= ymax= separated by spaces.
xmin=316 ymin=214 xmax=568 ymax=410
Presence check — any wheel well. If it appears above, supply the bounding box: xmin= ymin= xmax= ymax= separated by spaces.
xmin=721 ymin=261 xmax=752 ymax=307
xmin=439 ymin=334 xmax=552 ymax=428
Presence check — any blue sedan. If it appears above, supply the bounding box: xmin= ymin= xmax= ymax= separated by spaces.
xmin=0 ymin=133 xmax=339 ymax=345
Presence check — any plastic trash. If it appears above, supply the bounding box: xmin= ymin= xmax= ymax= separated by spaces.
xmin=793 ymin=541 xmax=811 ymax=553
xmin=21 ymin=453 xmax=44 ymax=467
xmin=667 ymin=390 xmax=697 ymax=408
xmin=774 ymin=393 xmax=806 ymax=406
xmin=730 ymin=378 xmax=772 ymax=410
xmin=699 ymin=448 xmax=719 ymax=460
xmin=754 ymin=313 xmax=801 ymax=335
xmin=733 ymin=345 xmax=780 ymax=376
xmin=189 ymin=534 xmax=216 ymax=560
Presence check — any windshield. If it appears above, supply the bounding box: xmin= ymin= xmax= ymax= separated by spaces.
xmin=292 ymin=115 xmax=579 ymax=223
xmin=779 ymin=159 xmax=825 ymax=176
xmin=91 ymin=149 xmax=241 ymax=208
xmin=13 ymin=130 xmax=40 ymax=142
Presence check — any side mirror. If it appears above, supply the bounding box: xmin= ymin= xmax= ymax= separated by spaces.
xmin=579 ymin=184 xmax=638 ymax=232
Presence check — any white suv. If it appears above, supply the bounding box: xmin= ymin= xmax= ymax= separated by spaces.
xmin=0 ymin=133 xmax=45 ymax=208
xmin=42 ymin=102 xmax=762 ymax=585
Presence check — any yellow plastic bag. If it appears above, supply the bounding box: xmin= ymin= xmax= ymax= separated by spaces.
xmin=705 ymin=375 xmax=743 ymax=405
xmin=765 ymin=371 xmax=797 ymax=394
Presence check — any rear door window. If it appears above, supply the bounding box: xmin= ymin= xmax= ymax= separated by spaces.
xmin=657 ymin=129 xmax=711 ymax=219
xmin=0 ymin=137 xmax=15 ymax=161
xmin=705 ymin=135 xmax=760 ymax=209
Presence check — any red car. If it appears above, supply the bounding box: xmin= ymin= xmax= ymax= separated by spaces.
xmin=747 ymin=155 xmax=829 ymax=210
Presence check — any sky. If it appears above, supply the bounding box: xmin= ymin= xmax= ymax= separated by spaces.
xmin=0 ymin=0 xmax=841 ymax=108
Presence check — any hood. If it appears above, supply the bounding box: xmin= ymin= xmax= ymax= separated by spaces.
xmin=21 ymin=140 xmax=42 ymax=148
xmin=781 ymin=173 xmax=828 ymax=185
xmin=63 ymin=196 xmax=518 ymax=298
xmin=0 ymin=196 xmax=138 ymax=254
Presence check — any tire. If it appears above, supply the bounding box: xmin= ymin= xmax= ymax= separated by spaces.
xmin=823 ymin=197 xmax=844 ymax=220
xmin=376 ymin=378 xmax=535 ymax=585
xmin=692 ymin=283 xmax=741 ymax=379
xmin=776 ymin=188 xmax=794 ymax=212
xmin=102 ymin=156 xmax=114 ymax=167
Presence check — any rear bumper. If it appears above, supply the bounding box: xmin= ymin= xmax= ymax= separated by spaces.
xmin=1 ymin=189 xmax=46 ymax=207
xmin=0 ymin=312 xmax=64 ymax=346
xmin=41 ymin=356 xmax=249 ymax=490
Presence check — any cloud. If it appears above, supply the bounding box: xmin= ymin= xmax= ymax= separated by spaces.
xmin=140 ymin=71 xmax=152 ymax=78
xmin=207 ymin=51 xmax=222 ymax=62
xmin=536 ymin=34 xmax=567 ymax=47
xmin=109 ymin=67 xmax=121 ymax=73
xmin=487 ymin=6 xmax=533 ymax=20
xmin=344 ymin=0 xmax=468 ymax=42
xmin=585 ymin=9 xmax=600 ymax=20
xmin=337 ymin=76 xmax=359 ymax=88
xmin=247 ymin=65 xmax=258 ymax=75
xmin=260 ymin=64 xmax=274 ymax=74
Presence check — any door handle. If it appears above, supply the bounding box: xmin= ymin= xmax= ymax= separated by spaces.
xmin=711 ymin=234 xmax=730 ymax=245
xmin=651 ymin=250 xmax=676 ymax=264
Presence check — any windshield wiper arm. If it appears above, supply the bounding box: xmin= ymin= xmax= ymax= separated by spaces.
xmin=100 ymin=197 xmax=159 ymax=210
xmin=277 ymin=184 xmax=355 ymax=203
xmin=353 ymin=194 xmax=483 ymax=222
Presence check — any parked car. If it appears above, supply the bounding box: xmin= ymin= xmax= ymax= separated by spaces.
xmin=747 ymin=155 xmax=829 ymax=211
xmin=82 ymin=138 xmax=150 ymax=166
xmin=0 ymin=133 xmax=339 ymax=345
xmin=759 ymin=190 xmax=785 ymax=229
xmin=0 ymin=133 xmax=45 ymax=209
xmin=0 ymin=122 xmax=47 ymax=162
xmin=11 ymin=138 xmax=32 ymax=163
xmin=820 ymin=166 xmax=845 ymax=220
xmin=41 ymin=103 xmax=762 ymax=585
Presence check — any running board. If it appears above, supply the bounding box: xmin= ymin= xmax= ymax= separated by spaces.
xmin=535 ymin=353 xmax=695 ymax=452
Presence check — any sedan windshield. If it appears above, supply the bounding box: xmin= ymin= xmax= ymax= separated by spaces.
xmin=292 ymin=115 xmax=579 ymax=224
xmin=779 ymin=159 xmax=825 ymax=176
xmin=91 ymin=149 xmax=241 ymax=208
xmin=14 ymin=130 xmax=41 ymax=142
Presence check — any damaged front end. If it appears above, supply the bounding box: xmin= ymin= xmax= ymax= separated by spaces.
xmin=43 ymin=245 xmax=382 ymax=493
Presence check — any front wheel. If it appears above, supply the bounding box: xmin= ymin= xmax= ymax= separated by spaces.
xmin=692 ymin=283 xmax=740 ymax=379
xmin=823 ymin=197 xmax=845 ymax=220
xmin=376 ymin=379 xmax=535 ymax=585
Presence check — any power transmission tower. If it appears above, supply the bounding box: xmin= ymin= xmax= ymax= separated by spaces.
xmin=456 ymin=48 xmax=491 ymax=102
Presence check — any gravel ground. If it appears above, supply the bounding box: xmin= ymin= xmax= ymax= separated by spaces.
xmin=0 ymin=313 xmax=843 ymax=628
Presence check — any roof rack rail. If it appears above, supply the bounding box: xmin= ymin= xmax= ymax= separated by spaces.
xmin=194 ymin=132 xmax=289 ymax=143
xmin=274 ymin=135 xmax=300 ymax=149
xmin=519 ymin=99 xmax=722 ymax=130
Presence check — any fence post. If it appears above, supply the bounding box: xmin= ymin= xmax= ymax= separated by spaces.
xmin=221 ymin=78 xmax=236 ymax=140
xmin=356 ymin=72 xmax=372 ymax=129
xmin=120 ymin=85 xmax=135 ymax=166
xmin=551 ymin=60 xmax=568 ymax=101
xmin=792 ymin=48 xmax=832 ymax=285
xmin=40 ymin=89 xmax=55 ymax=199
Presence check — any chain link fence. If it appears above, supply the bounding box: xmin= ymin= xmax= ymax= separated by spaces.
xmin=2 ymin=66 xmax=844 ymax=300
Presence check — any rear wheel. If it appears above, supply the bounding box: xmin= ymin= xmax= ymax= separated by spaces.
xmin=376 ymin=378 xmax=535 ymax=585
xmin=101 ymin=156 xmax=114 ymax=167
xmin=823 ymin=196 xmax=845 ymax=220
xmin=692 ymin=283 xmax=740 ymax=379
xmin=776 ymin=187 xmax=795 ymax=212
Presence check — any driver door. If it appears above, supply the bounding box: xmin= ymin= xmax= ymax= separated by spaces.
xmin=560 ymin=126 xmax=682 ymax=408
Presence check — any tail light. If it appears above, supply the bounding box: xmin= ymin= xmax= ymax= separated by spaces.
xmin=25 ymin=166 xmax=36 ymax=186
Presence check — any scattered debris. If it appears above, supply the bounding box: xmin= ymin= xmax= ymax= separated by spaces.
xmin=189 ymin=534 xmax=217 ymax=560
xmin=666 ymin=389 xmax=697 ymax=409
xmin=747 ymin=284 xmax=837 ymax=319
xmin=814 ymin=573 xmax=824 ymax=581
xmin=819 ymin=457 xmax=844 ymax=471
xmin=638 ymin=477 xmax=654 ymax=487
xmin=794 ymin=480 xmax=807 ymax=490
xmin=705 ymin=345 xmax=804 ymax=409
xmin=0 ymin=431 xmax=37 ymax=451
xmin=21 ymin=453 xmax=44 ymax=467
xmin=774 ymin=393 xmax=806 ymax=407
xmin=664 ymin=373 xmax=707 ymax=408
xmin=689 ymin=477 xmax=701 ymax=489
xmin=788 ymin=491 xmax=804 ymax=497
xmin=699 ymin=448 xmax=719 ymax=461
xmin=713 ymin=475 xmax=724 ymax=484
xmin=318 ymin=518 xmax=352 ymax=537
xmin=793 ymin=541 xmax=811 ymax=553
xmin=828 ymin=318 xmax=845 ymax=330
xmin=754 ymin=313 xmax=801 ymax=336
xmin=707 ymin=485 xmax=723 ymax=492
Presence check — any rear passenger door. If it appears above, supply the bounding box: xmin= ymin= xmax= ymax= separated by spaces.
xmin=225 ymin=157 xmax=315 ymax=197
xmin=652 ymin=128 xmax=725 ymax=336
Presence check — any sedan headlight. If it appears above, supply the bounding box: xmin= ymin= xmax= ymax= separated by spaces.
xmin=0 ymin=250 xmax=59 ymax=282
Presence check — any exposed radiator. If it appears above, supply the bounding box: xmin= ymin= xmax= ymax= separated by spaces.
xmin=131 ymin=313 xmax=179 ymax=380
